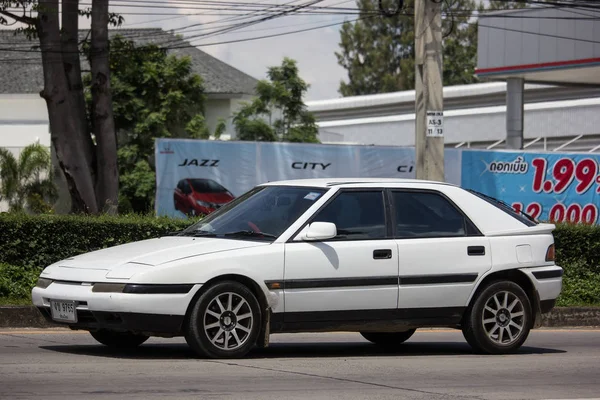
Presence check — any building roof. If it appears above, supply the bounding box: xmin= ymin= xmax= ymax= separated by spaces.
xmin=306 ymin=82 xmax=600 ymax=122
xmin=0 ymin=28 xmax=258 ymax=96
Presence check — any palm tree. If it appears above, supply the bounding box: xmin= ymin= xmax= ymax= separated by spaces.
xmin=0 ymin=143 xmax=57 ymax=213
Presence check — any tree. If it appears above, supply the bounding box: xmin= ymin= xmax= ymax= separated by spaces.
xmin=83 ymin=36 xmax=223 ymax=214
xmin=233 ymin=58 xmax=319 ymax=143
xmin=0 ymin=0 xmax=122 ymax=214
xmin=0 ymin=143 xmax=57 ymax=213
xmin=336 ymin=0 xmax=528 ymax=96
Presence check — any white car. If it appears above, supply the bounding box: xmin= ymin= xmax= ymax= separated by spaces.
xmin=32 ymin=178 xmax=563 ymax=358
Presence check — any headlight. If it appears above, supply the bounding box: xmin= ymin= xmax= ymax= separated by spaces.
xmin=196 ymin=200 xmax=211 ymax=207
xmin=36 ymin=278 xmax=53 ymax=289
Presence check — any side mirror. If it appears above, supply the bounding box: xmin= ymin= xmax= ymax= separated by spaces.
xmin=302 ymin=222 xmax=337 ymax=241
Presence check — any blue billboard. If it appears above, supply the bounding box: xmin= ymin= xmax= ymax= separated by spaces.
xmin=461 ymin=149 xmax=600 ymax=224
xmin=154 ymin=139 xmax=463 ymax=218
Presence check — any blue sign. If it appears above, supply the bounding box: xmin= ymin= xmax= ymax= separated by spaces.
xmin=154 ymin=139 xmax=463 ymax=218
xmin=461 ymin=149 xmax=600 ymax=224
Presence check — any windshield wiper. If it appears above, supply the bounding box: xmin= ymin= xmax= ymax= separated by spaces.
xmin=178 ymin=231 xmax=218 ymax=237
xmin=223 ymin=230 xmax=278 ymax=239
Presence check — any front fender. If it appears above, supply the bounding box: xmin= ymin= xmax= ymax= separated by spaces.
xmin=129 ymin=243 xmax=286 ymax=312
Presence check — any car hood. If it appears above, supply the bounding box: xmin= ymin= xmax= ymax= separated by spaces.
xmin=50 ymin=236 xmax=268 ymax=270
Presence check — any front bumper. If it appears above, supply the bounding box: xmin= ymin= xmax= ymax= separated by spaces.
xmin=37 ymin=308 xmax=185 ymax=336
xmin=32 ymin=281 xmax=202 ymax=336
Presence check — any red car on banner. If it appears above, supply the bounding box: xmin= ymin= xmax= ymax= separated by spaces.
xmin=174 ymin=178 xmax=235 ymax=216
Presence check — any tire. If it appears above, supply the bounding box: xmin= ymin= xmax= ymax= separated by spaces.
xmin=462 ymin=280 xmax=533 ymax=354
xmin=185 ymin=281 xmax=261 ymax=359
xmin=360 ymin=329 xmax=416 ymax=348
xmin=90 ymin=329 xmax=149 ymax=349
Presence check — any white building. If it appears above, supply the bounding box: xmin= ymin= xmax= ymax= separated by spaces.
xmin=308 ymin=6 xmax=600 ymax=153
xmin=307 ymin=82 xmax=600 ymax=153
xmin=0 ymin=28 xmax=257 ymax=154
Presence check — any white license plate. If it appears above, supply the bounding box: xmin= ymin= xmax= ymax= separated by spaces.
xmin=50 ymin=300 xmax=77 ymax=323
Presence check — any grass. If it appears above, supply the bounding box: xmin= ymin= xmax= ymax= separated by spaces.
xmin=0 ymin=297 xmax=33 ymax=306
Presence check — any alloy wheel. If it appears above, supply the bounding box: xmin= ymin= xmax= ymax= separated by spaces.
xmin=481 ymin=290 xmax=525 ymax=346
xmin=203 ymin=292 xmax=254 ymax=351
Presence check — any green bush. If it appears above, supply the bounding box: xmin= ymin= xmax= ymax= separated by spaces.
xmin=0 ymin=213 xmax=196 ymax=270
xmin=0 ymin=263 xmax=40 ymax=301
xmin=0 ymin=214 xmax=598 ymax=306
xmin=553 ymin=223 xmax=600 ymax=306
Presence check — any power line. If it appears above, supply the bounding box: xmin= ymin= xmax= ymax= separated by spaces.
xmin=1 ymin=0 xmax=600 ymax=54
xmin=0 ymin=14 xmax=377 ymax=62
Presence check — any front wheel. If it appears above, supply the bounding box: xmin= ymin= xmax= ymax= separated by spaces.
xmin=462 ymin=281 xmax=532 ymax=354
xmin=360 ymin=329 xmax=416 ymax=348
xmin=185 ymin=281 xmax=261 ymax=359
xmin=90 ymin=330 xmax=149 ymax=349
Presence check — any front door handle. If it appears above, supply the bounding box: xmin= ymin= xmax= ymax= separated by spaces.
xmin=373 ymin=249 xmax=392 ymax=259
xmin=467 ymin=246 xmax=486 ymax=256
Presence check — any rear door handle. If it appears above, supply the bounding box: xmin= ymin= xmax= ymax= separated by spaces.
xmin=373 ymin=249 xmax=392 ymax=259
xmin=467 ymin=246 xmax=486 ymax=256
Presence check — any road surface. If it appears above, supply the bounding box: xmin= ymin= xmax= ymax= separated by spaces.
xmin=1 ymin=328 xmax=599 ymax=399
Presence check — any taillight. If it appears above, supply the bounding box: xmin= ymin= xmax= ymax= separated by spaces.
xmin=546 ymin=244 xmax=555 ymax=262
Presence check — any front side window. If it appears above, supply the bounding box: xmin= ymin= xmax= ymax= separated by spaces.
xmin=312 ymin=191 xmax=387 ymax=240
xmin=392 ymin=191 xmax=467 ymax=238
xmin=189 ymin=179 xmax=231 ymax=194
xmin=182 ymin=186 xmax=327 ymax=241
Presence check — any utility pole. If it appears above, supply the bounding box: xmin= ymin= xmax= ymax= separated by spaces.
xmin=415 ymin=0 xmax=444 ymax=181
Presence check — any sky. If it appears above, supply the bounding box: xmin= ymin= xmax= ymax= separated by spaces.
xmin=0 ymin=0 xmax=489 ymax=101
xmin=110 ymin=0 xmax=358 ymax=101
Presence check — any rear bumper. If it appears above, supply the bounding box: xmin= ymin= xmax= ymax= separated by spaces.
xmin=519 ymin=265 xmax=563 ymax=305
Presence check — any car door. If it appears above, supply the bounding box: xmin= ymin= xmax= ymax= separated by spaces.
xmin=174 ymin=180 xmax=186 ymax=212
xmin=390 ymin=189 xmax=492 ymax=316
xmin=283 ymin=189 xmax=399 ymax=322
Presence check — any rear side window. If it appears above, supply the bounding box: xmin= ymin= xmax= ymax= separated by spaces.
xmin=392 ymin=191 xmax=477 ymax=238
xmin=467 ymin=189 xmax=537 ymax=227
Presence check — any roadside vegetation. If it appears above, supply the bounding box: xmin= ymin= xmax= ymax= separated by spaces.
xmin=0 ymin=213 xmax=598 ymax=307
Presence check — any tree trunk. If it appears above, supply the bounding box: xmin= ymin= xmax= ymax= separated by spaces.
xmin=90 ymin=0 xmax=119 ymax=214
xmin=37 ymin=0 xmax=99 ymax=214
xmin=61 ymin=0 xmax=96 ymax=182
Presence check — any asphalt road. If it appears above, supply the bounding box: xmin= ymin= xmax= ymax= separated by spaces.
xmin=1 ymin=328 xmax=600 ymax=400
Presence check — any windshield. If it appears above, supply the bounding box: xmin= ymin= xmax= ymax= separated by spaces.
xmin=180 ymin=186 xmax=328 ymax=240
xmin=189 ymin=179 xmax=229 ymax=194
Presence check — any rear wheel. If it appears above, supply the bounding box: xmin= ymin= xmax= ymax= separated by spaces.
xmin=360 ymin=329 xmax=416 ymax=348
xmin=185 ymin=281 xmax=261 ymax=359
xmin=462 ymin=281 xmax=532 ymax=354
xmin=90 ymin=330 xmax=149 ymax=349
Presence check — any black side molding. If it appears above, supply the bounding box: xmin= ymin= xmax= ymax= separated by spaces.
xmin=122 ymin=284 xmax=194 ymax=294
xmin=532 ymin=270 xmax=564 ymax=280
xmin=467 ymin=246 xmax=486 ymax=256
xmin=266 ymin=273 xmax=479 ymax=290
xmin=400 ymin=273 xmax=478 ymax=286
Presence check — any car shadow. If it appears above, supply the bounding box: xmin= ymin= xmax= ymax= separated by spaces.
xmin=39 ymin=340 xmax=566 ymax=360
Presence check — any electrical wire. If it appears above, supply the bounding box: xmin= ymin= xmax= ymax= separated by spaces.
xmin=1 ymin=0 xmax=600 ymax=54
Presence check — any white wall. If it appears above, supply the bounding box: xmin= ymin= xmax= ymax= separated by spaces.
xmin=0 ymin=95 xmax=51 ymax=212
xmin=316 ymin=98 xmax=600 ymax=148
xmin=204 ymin=95 xmax=255 ymax=139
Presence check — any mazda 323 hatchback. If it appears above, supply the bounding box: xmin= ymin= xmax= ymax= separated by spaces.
xmin=33 ymin=178 xmax=563 ymax=358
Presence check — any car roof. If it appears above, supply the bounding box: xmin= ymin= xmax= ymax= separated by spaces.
xmin=259 ymin=178 xmax=458 ymax=188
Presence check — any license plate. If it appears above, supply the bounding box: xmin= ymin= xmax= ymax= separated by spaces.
xmin=50 ymin=300 xmax=77 ymax=323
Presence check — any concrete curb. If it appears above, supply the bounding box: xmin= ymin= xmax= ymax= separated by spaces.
xmin=1 ymin=306 xmax=600 ymax=329
xmin=0 ymin=306 xmax=58 ymax=328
